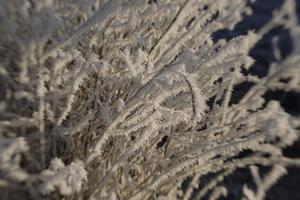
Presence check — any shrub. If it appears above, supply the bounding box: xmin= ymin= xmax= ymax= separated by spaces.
xmin=0 ymin=0 xmax=299 ymax=199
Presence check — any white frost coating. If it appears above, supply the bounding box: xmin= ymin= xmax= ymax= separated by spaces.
xmin=1 ymin=0 xmax=300 ymax=199
xmin=0 ymin=138 xmax=29 ymax=181
xmin=40 ymin=158 xmax=88 ymax=196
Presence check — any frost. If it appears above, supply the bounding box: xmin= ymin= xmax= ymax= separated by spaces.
xmin=0 ymin=138 xmax=29 ymax=182
xmin=40 ymin=158 xmax=87 ymax=196
xmin=1 ymin=0 xmax=300 ymax=199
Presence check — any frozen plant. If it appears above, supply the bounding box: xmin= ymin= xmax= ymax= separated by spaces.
xmin=0 ymin=0 xmax=300 ymax=199
xmin=40 ymin=158 xmax=88 ymax=196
